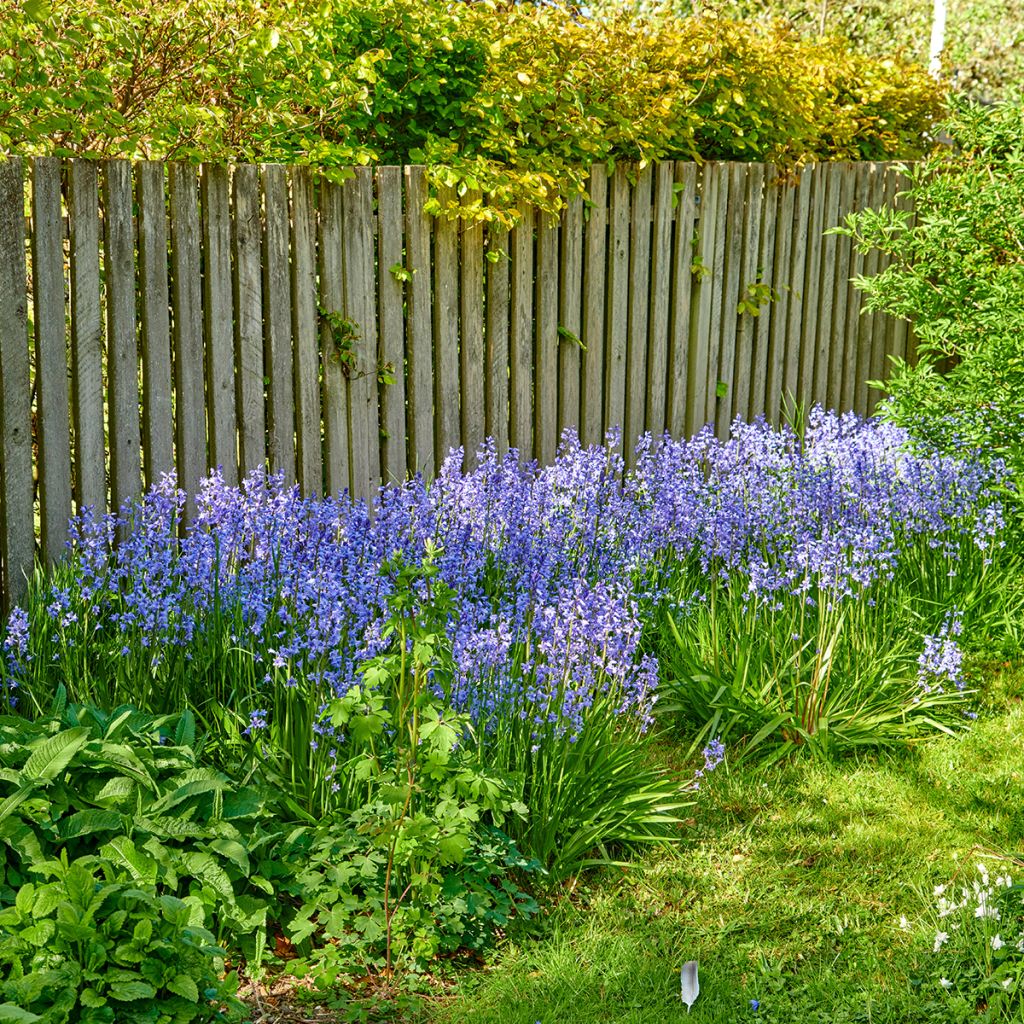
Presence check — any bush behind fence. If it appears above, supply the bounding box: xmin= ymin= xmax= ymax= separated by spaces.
xmin=0 ymin=157 xmax=912 ymax=608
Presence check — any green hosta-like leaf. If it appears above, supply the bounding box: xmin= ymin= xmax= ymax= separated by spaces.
xmin=0 ymin=1005 xmax=43 ymax=1022
xmin=58 ymin=809 xmax=123 ymax=841
xmin=208 ymin=838 xmax=250 ymax=874
xmin=100 ymin=837 xmax=158 ymax=884
xmin=148 ymin=777 xmax=228 ymax=816
xmin=22 ymin=728 xmax=90 ymax=782
xmin=179 ymin=851 xmax=237 ymax=906
xmin=108 ymin=980 xmax=157 ymax=1002
xmin=166 ymin=975 xmax=199 ymax=1002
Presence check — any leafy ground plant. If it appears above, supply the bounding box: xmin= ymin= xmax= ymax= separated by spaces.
xmin=0 ymin=853 xmax=246 ymax=1023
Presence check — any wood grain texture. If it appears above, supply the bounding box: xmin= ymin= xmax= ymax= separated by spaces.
xmin=784 ymin=166 xmax=812 ymax=421
xmin=202 ymin=163 xmax=238 ymax=485
xmin=604 ymin=164 xmax=630 ymax=443
xmin=261 ymin=164 xmax=295 ymax=482
xmin=104 ymin=161 xmax=142 ymax=514
xmin=319 ymin=179 xmax=350 ymax=496
xmin=689 ymin=162 xmax=720 ymax=436
xmin=645 ymin=162 xmax=674 ymax=436
xmin=69 ymin=159 xmax=106 ymax=518
xmin=460 ymin=190 xmax=485 ymax=470
xmin=580 ymin=168 xmax=608 ymax=447
xmin=625 ymin=164 xmax=652 ymax=462
xmin=485 ymin=217 xmax=510 ymax=457
xmin=137 ymin=161 xmax=174 ymax=486
xmin=232 ymin=164 xmax=266 ymax=477
xmin=826 ymin=164 xmax=855 ymax=411
xmin=797 ymin=164 xmax=826 ymax=416
xmin=750 ymin=164 xmax=778 ymax=421
xmin=715 ymin=163 xmax=745 ymax=437
xmin=812 ymin=163 xmax=841 ymax=407
xmin=170 ymin=163 xmax=206 ymax=516
xmin=290 ymin=165 xmax=321 ymax=495
xmin=404 ymin=166 xmax=433 ymax=478
xmin=343 ymin=166 xmax=381 ymax=501
xmin=733 ymin=163 xmax=764 ymax=423
xmin=509 ymin=203 xmax=534 ymax=459
xmin=534 ymin=210 xmax=560 ymax=465
xmin=0 ymin=158 xmax=34 ymax=605
xmin=377 ymin=166 xmax=407 ymax=483
xmin=558 ymin=196 xmax=584 ymax=441
xmin=842 ymin=163 xmax=872 ymax=414
xmin=668 ymin=162 xmax=697 ymax=438
xmin=432 ymin=184 xmax=459 ymax=469
xmin=765 ymin=172 xmax=795 ymax=426
xmin=31 ymin=157 xmax=72 ymax=565
xmin=704 ymin=163 xmax=730 ymax=432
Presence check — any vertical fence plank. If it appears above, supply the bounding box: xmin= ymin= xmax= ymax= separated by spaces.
xmin=69 ymin=160 xmax=106 ymax=519
xmin=580 ymin=168 xmax=608 ymax=447
xmin=766 ymin=172 xmax=795 ymax=426
xmin=645 ymin=162 xmax=674 ymax=437
xmin=812 ymin=163 xmax=841 ymax=407
xmin=432 ymin=185 xmax=459 ymax=468
xmin=137 ymin=162 xmax=174 ymax=486
xmin=626 ymin=164 xmax=655 ymax=450
xmin=170 ymin=163 xmax=206 ymax=514
xmin=32 ymin=158 xmax=72 ymax=565
xmin=404 ymin=167 xmax=433 ymax=479
xmin=343 ymin=167 xmax=381 ymax=502
xmin=798 ymin=164 xmax=827 ymax=415
xmin=558 ymin=196 xmax=584 ymax=441
xmin=460 ymin=192 xmax=485 ymax=469
xmin=202 ymin=163 xmax=238 ymax=486
xmin=319 ymin=180 xmax=350 ymax=496
xmin=261 ymin=165 xmax=295 ymax=482
xmin=750 ymin=164 xmax=778 ymax=421
xmin=826 ymin=164 xmax=856 ymax=411
xmin=733 ymin=163 xmax=764 ymax=424
xmin=668 ymin=162 xmax=697 ymax=438
xmin=783 ymin=166 xmax=813 ymax=419
xmin=291 ymin=166 xmax=321 ymax=496
xmin=625 ymin=164 xmax=652 ymax=460
xmin=377 ymin=166 xmax=407 ymax=483
xmin=705 ymin=163 xmax=731 ymax=431
xmin=232 ymin=165 xmax=265 ymax=478
xmin=605 ymin=164 xmax=631 ymax=440
xmin=843 ymin=163 xmax=872 ymax=414
xmin=0 ymin=158 xmax=34 ymax=606
xmin=485 ymin=217 xmax=510 ymax=457
xmin=689 ymin=162 xmax=720 ymax=435
xmin=104 ymin=161 xmax=142 ymax=515
xmin=854 ymin=164 xmax=882 ymax=416
xmin=715 ymin=163 xmax=744 ymax=437
xmin=509 ymin=203 xmax=534 ymax=458
xmin=535 ymin=210 xmax=560 ymax=465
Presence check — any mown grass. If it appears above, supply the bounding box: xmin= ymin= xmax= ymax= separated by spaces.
xmin=416 ymin=666 xmax=1024 ymax=1024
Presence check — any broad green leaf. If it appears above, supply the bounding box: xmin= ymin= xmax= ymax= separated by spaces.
xmin=22 ymin=728 xmax=89 ymax=782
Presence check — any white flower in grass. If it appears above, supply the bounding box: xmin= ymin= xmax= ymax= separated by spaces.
xmin=940 ymin=978 xmax=953 ymax=989
xmin=1002 ymin=978 xmax=1013 ymax=990
xmin=934 ymin=884 xmax=946 ymax=897
xmin=992 ymin=934 xmax=1004 ymax=950
xmin=899 ymin=915 xmax=910 ymax=931
xmin=934 ymin=931 xmax=949 ymax=952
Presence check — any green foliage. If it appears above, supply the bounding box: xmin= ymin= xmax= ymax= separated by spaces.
xmin=0 ymin=0 xmax=944 ymax=218
xmin=0 ymin=699 xmax=281 ymax=967
xmin=838 ymin=102 xmax=1024 ymax=480
xmin=0 ymin=854 xmax=244 ymax=1024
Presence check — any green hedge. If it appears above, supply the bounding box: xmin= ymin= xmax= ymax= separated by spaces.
xmin=0 ymin=0 xmax=944 ymax=214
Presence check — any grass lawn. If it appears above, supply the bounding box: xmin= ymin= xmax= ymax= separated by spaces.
xmin=419 ymin=668 xmax=1024 ymax=1024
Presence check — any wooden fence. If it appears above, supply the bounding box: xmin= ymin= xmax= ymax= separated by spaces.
xmin=0 ymin=157 xmax=912 ymax=608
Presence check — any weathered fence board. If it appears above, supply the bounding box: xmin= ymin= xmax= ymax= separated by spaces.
xmin=31 ymin=158 xmax=72 ymax=566
xmin=137 ymin=161 xmax=174 ymax=488
xmin=0 ymin=156 xmax=916 ymax=608
xmin=0 ymin=158 xmax=34 ymax=608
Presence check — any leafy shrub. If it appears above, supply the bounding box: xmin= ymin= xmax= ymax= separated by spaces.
xmin=0 ymin=854 xmax=244 ymax=1024
xmin=0 ymin=698 xmax=281 ymax=967
xmin=0 ymin=0 xmax=944 ymax=216
xmin=839 ymin=102 xmax=1024 ymax=482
